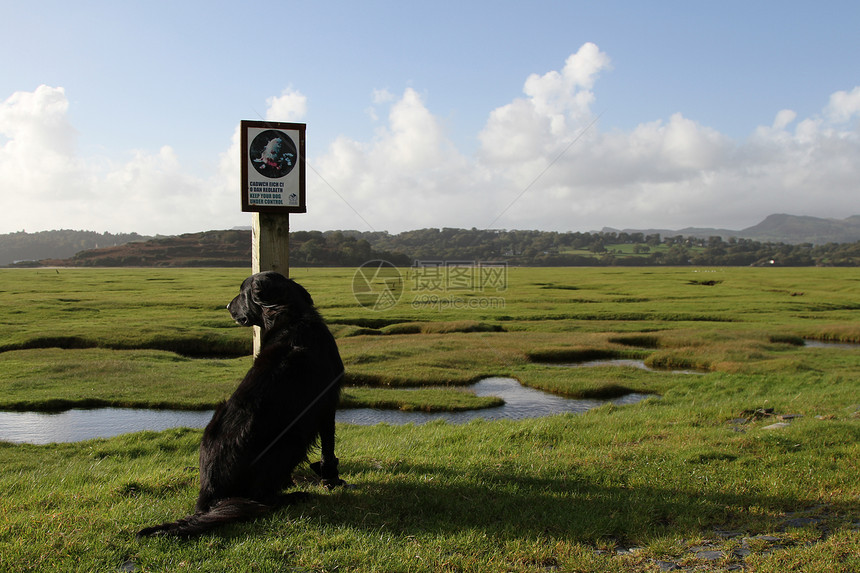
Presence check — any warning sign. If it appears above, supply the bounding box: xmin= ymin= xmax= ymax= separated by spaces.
xmin=240 ymin=120 xmax=306 ymax=213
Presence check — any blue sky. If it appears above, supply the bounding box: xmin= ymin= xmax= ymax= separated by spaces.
xmin=1 ymin=0 xmax=859 ymax=235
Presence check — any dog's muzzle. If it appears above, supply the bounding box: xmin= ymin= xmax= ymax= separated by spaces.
xmin=227 ymin=301 xmax=250 ymax=326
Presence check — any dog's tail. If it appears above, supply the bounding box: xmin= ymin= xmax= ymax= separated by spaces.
xmin=136 ymin=497 xmax=275 ymax=538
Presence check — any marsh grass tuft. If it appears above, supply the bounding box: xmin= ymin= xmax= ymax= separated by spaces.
xmin=769 ymin=333 xmax=805 ymax=346
xmin=608 ymin=334 xmax=661 ymax=348
xmin=340 ymin=387 xmax=503 ymax=411
xmin=526 ymin=347 xmax=642 ymax=363
xmin=516 ymin=365 xmax=668 ymax=399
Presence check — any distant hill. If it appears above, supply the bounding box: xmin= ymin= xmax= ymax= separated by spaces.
xmin=602 ymin=214 xmax=860 ymax=245
xmin=38 ymin=230 xmax=251 ymax=267
xmin=33 ymin=229 xmax=412 ymax=268
xmin=0 ymin=230 xmax=152 ymax=266
xmin=742 ymin=214 xmax=860 ymax=244
xmin=4 ymin=214 xmax=860 ymax=268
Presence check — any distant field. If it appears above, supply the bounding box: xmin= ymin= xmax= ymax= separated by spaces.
xmin=559 ymin=242 xmax=705 ymax=257
xmin=1 ymin=266 xmax=857 ymax=405
xmin=0 ymin=267 xmax=858 ymax=571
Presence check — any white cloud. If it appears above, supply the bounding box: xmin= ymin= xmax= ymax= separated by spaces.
xmin=304 ymin=45 xmax=858 ymax=233
xmin=773 ymin=109 xmax=797 ymax=130
xmin=366 ymin=88 xmax=397 ymax=121
xmin=0 ymin=86 xmax=95 ymax=219
xmin=523 ymin=42 xmax=610 ymax=122
xmin=376 ymin=88 xmax=450 ymax=170
xmin=2 ymin=46 xmax=859 ymax=236
xmin=825 ymin=86 xmax=860 ymax=123
xmin=0 ymin=85 xmax=240 ymax=234
xmin=308 ymin=88 xmax=481 ymax=232
xmin=474 ymin=49 xmax=860 ymax=231
xmin=265 ymin=87 xmax=307 ymax=122
xmin=0 ymin=85 xmax=76 ymax=154
xmin=372 ymin=89 xmax=395 ymax=105
xmin=479 ymin=42 xmax=611 ymax=165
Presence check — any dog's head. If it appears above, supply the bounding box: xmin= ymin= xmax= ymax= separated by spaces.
xmin=228 ymin=271 xmax=314 ymax=328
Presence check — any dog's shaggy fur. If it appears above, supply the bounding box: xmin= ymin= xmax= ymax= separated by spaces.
xmin=137 ymin=272 xmax=345 ymax=537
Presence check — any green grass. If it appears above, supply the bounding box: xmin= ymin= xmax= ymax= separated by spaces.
xmin=559 ymin=242 xmax=693 ymax=257
xmin=0 ymin=348 xmax=246 ymax=411
xmin=2 ymin=405 xmax=857 ymax=571
xmin=340 ymin=386 xmax=503 ymax=412
xmin=0 ymin=266 xmax=858 ymax=571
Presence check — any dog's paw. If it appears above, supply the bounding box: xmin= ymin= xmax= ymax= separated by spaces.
xmin=321 ymin=478 xmax=350 ymax=490
xmin=275 ymin=491 xmax=311 ymax=506
xmin=310 ymin=459 xmax=343 ymax=484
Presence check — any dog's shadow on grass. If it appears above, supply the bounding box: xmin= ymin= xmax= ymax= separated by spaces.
xmin=287 ymin=461 xmax=852 ymax=543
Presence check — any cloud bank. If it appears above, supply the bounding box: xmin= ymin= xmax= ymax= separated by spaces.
xmin=2 ymin=43 xmax=859 ymax=235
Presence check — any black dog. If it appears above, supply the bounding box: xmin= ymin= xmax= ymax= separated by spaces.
xmin=138 ymin=272 xmax=345 ymax=537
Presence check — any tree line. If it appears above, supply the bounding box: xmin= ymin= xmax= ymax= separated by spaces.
xmin=0 ymin=230 xmax=152 ymax=266
xmin=4 ymin=228 xmax=859 ymax=268
xmin=297 ymin=228 xmax=860 ymax=267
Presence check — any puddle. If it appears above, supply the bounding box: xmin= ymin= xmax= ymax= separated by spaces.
xmin=0 ymin=378 xmax=652 ymax=444
xmin=545 ymin=359 xmax=706 ymax=375
xmin=0 ymin=408 xmax=215 ymax=445
xmin=804 ymin=339 xmax=860 ymax=350
xmin=338 ymin=377 xmax=651 ymax=426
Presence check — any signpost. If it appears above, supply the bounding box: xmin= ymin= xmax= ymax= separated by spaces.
xmin=240 ymin=120 xmax=306 ymax=354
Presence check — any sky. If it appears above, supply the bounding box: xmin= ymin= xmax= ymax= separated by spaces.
xmin=1 ymin=1 xmax=859 ymax=236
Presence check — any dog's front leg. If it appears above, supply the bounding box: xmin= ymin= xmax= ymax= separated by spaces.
xmin=311 ymin=407 xmax=346 ymax=489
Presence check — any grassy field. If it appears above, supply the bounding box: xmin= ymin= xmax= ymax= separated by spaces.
xmin=0 ymin=266 xmax=858 ymax=571
xmin=558 ymin=242 xmax=702 ymax=258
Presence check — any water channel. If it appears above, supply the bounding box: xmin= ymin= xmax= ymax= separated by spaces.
xmin=0 ymin=377 xmax=651 ymax=445
xmin=1 ymin=341 xmax=852 ymax=445
xmin=803 ymin=339 xmax=860 ymax=350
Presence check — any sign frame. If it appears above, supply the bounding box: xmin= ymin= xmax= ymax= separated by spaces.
xmin=240 ymin=120 xmax=306 ymax=213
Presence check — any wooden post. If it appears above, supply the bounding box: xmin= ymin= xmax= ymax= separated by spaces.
xmin=252 ymin=212 xmax=290 ymax=355
xmin=241 ymin=120 xmax=305 ymax=356
xmin=252 ymin=212 xmax=290 ymax=275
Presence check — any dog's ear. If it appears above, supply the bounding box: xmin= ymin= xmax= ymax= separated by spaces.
xmin=287 ymin=280 xmax=314 ymax=307
xmin=250 ymin=272 xmax=292 ymax=307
